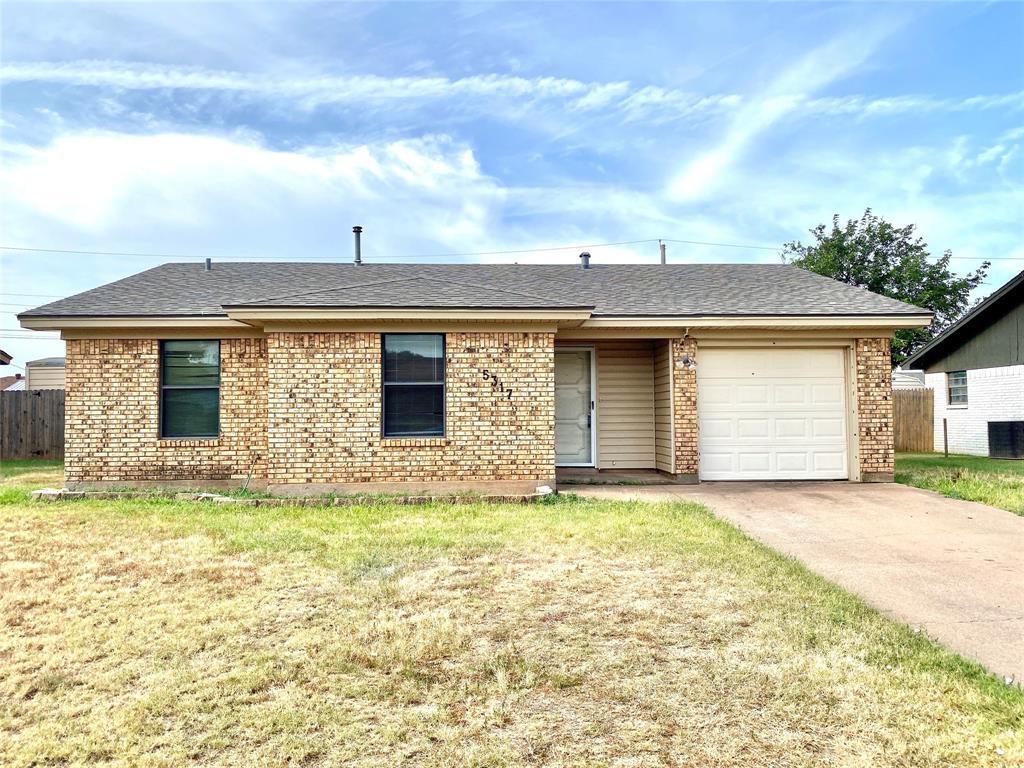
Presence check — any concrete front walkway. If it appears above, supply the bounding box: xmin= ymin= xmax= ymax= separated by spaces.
xmin=564 ymin=481 xmax=1024 ymax=680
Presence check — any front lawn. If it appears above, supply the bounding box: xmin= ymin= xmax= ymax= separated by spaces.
xmin=896 ymin=452 xmax=1024 ymax=515
xmin=0 ymin=465 xmax=1021 ymax=766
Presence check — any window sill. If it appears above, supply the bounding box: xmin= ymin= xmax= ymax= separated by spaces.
xmin=158 ymin=436 xmax=222 ymax=446
xmin=380 ymin=437 xmax=449 ymax=447
xmin=945 ymin=405 xmax=969 ymax=410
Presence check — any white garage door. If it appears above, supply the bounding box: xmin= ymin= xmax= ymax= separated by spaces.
xmin=698 ymin=348 xmax=849 ymax=480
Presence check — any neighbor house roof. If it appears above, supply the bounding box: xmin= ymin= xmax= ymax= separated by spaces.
xmin=0 ymin=349 xmax=11 ymax=365
xmin=25 ymin=357 xmax=66 ymax=367
xmin=19 ymin=262 xmax=928 ymax=319
xmin=903 ymin=269 xmax=1024 ymax=369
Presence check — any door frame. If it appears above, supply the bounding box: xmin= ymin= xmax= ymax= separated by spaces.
xmin=554 ymin=345 xmax=598 ymax=467
xmin=695 ymin=341 xmax=855 ymax=481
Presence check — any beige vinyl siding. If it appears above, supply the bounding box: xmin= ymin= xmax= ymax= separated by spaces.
xmin=654 ymin=340 xmax=674 ymax=472
xmin=596 ymin=340 xmax=656 ymax=469
xmin=26 ymin=365 xmax=66 ymax=390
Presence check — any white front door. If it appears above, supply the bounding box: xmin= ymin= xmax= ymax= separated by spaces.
xmin=555 ymin=349 xmax=594 ymax=466
xmin=697 ymin=347 xmax=849 ymax=480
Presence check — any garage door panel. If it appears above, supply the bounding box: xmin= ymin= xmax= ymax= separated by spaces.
xmin=702 ymin=418 xmax=733 ymax=439
xmin=737 ymin=452 xmax=770 ymax=472
xmin=813 ymin=452 xmax=846 ymax=472
xmin=737 ymin=385 xmax=769 ymax=405
xmin=774 ymin=418 xmax=808 ymax=439
xmin=701 ymin=384 xmax=733 ymax=405
xmin=811 ymin=383 xmax=844 ymax=404
xmin=776 ymin=453 xmax=809 ymax=472
xmin=698 ymin=348 xmax=848 ymax=481
xmin=701 ymin=453 xmax=735 ymax=473
xmin=737 ymin=418 xmax=769 ymax=438
xmin=812 ymin=418 xmax=844 ymax=438
xmin=701 ymin=348 xmax=845 ymax=379
xmin=773 ymin=385 xmax=807 ymax=404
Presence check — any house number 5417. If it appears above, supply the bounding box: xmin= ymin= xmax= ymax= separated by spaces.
xmin=481 ymin=370 xmax=513 ymax=400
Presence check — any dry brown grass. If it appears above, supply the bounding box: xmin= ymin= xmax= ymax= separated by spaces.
xmin=0 ymin=466 xmax=1021 ymax=766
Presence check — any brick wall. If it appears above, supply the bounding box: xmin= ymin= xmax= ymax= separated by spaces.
xmin=265 ymin=331 xmax=555 ymax=486
xmin=927 ymin=365 xmax=1024 ymax=455
xmin=855 ymin=337 xmax=894 ymax=479
xmin=64 ymin=338 xmax=267 ymax=485
xmin=62 ymin=331 xmax=899 ymax=487
xmin=670 ymin=337 xmax=699 ymax=479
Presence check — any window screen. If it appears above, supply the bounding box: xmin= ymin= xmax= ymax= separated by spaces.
xmin=947 ymin=370 xmax=968 ymax=406
xmin=160 ymin=340 xmax=220 ymax=437
xmin=382 ymin=334 xmax=444 ymax=437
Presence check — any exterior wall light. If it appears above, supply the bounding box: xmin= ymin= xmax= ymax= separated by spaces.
xmin=676 ymin=354 xmax=696 ymax=371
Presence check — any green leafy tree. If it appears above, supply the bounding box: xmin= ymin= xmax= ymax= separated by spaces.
xmin=782 ymin=209 xmax=989 ymax=365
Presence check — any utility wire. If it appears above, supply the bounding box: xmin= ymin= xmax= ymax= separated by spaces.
xmin=2 ymin=240 xmax=657 ymax=260
xmin=1 ymin=241 xmax=1018 ymax=261
xmin=661 ymin=238 xmax=776 ymax=251
xmin=0 ymin=292 xmax=65 ymax=299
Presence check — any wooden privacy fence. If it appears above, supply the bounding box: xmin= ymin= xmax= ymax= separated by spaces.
xmin=894 ymin=388 xmax=934 ymax=453
xmin=0 ymin=389 xmax=65 ymax=460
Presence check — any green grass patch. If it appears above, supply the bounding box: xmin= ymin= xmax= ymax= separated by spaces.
xmin=896 ymin=452 xmax=1024 ymax=515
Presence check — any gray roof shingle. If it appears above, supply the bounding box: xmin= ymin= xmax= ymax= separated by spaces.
xmin=19 ymin=262 xmax=928 ymax=318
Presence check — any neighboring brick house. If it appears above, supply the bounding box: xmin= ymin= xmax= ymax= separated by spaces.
xmin=904 ymin=269 xmax=1023 ymax=458
xmin=19 ymin=255 xmax=931 ymax=492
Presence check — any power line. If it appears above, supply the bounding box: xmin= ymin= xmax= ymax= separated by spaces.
xmin=1 ymin=245 xmax=210 ymax=260
xmin=0 ymin=239 xmax=661 ymax=261
xmin=662 ymin=238 xmax=776 ymax=252
xmin=2 ymin=241 xmax=1018 ymax=262
xmin=0 ymin=292 xmax=65 ymax=299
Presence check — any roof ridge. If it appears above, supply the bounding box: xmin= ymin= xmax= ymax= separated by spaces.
xmin=233 ymin=276 xmax=428 ymax=304
xmin=430 ymin=276 xmax=568 ymax=304
xmin=229 ymin=275 xmax=570 ymax=306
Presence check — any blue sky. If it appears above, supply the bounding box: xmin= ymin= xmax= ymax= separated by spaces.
xmin=1 ymin=1 xmax=1021 ymax=370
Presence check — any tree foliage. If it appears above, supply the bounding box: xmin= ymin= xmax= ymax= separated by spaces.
xmin=782 ymin=209 xmax=989 ymax=365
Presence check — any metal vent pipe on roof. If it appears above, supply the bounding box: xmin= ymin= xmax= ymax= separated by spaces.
xmin=659 ymin=240 xmax=666 ymax=265
xmin=579 ymin=251 xmax=591 ymax=269
xmin=205 ymin=258 xmax=212 ymax=271
xmin=353 ymin=226 xmax=363 ymax=265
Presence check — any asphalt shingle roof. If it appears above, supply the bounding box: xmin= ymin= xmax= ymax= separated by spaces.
xmin=20 ymin=262 xmax=928 ymax=318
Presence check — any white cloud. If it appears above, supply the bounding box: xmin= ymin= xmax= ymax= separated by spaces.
xmin=0 ymin=132 xmax=508 ymax=257
xmin=667 ymin=24 xmax=903 ymax=202
xmin=4 ymin=60 xmax=1021 ymax=129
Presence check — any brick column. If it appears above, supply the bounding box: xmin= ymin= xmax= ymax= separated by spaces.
xmin=855 ymin=337 xmax=894 ymax=481
xmin=670 ymin=337 xmax=699 ymax=482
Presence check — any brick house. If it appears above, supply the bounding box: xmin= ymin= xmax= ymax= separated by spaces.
xmin=19 ymin=257 xmax=931 ymax=493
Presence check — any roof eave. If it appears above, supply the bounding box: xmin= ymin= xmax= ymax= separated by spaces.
xmin=581 ymin=313 xmax=933 ymax=329
xmin=903 ymin=270 xmax=1024 ymax=368
xmin=223 ymin=307 xmax=596 ymax=325
xmin=19 ymin=315 xmax=241 ymax=331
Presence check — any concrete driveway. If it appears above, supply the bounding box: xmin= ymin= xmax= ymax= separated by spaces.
xmin=565 ymin=481 xmax=1024 ymax=680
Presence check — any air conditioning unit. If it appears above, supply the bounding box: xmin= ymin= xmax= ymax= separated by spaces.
xmin=987 ymin=421 xmax=1024 ymax=460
